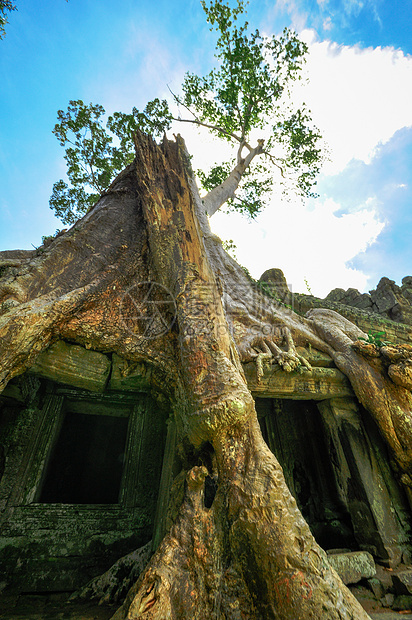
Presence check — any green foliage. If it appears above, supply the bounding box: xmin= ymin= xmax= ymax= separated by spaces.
xmin=50 ymin=98 xmax=173 ymax=224
xmin=41 ymin=230 xmax=61 ymax=245
xmin=50 ymin=0 xmax=324 ymax=225
xmin=107 ymin=99 xmax=172 ymax=146
xmin=197 ymin=160 xmax=272 ymax=218
xmin=304 ymin=277 xmax=313 ymax=295
xmin=0 ymin=0 xmax=16 ymax=39
xmin=271 ymin=106 xmax=322 ymax=198
xmin=178 ymin=0 xmax=324 ymax=205
xmin=358 ymin=330 xmax=392 ymax=348
xmin=184 ymin=1 xmax=307 ymax=139
xmin=255 ymin=279 xmax=294 ymax=312
xmin=50 ymin=100 xmax=135 ymax=224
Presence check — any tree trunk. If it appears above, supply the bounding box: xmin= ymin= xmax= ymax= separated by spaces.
xmin=202 ymin=143 xmax=263 ymax=216
xmin=1 ymin=131 xmax=411 ymax=618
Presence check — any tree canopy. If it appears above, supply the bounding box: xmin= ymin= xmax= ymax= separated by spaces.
xmin=49 ymin=101 xmax=136 ymax=224
xmin=50 ymin=0 xmax=324 ymax=225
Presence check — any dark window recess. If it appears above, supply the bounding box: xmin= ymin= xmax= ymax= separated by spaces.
xmin=256 ymin=398 xmax=356 ymax=551
xmin=39 ymin=411 xmax=129 ymax=504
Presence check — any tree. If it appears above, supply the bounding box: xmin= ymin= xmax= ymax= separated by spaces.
xmin=0 ymin=0 xmax=16 ymax=39
xmin=50 ymin=0 xmax=323 ymax=224
xmin=3 ymin=128 xmax=412 ymax=619
xmin=171 ymin=0 xmax=323 ymax=217
xmin=2 ymin=2 xmax=412 ymax=619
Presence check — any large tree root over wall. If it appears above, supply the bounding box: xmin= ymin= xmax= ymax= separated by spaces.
xmin=1 ymin=132 xmax=411 ymax=618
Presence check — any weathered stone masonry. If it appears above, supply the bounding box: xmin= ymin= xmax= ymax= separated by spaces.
xmin=1 ymin=303 xmax=411 ymax=593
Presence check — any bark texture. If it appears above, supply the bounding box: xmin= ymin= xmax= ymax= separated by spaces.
xmin=202 ymin=142 xmax=263 ymax=216
xmin=1 ymin=131 xmax=411 ymax=618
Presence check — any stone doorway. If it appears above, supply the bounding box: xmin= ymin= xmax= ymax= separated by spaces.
xmin=256 ymin=397 xmax=357 ymax=551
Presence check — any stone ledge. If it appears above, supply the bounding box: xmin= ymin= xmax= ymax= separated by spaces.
xmin=393 ymin=570 xmax=412 ymax=596
xmin=327 ymin=551 xmax=376 ymax=585
xmin=244 ymin=363 xmax=353 ymax=400
xmin=294 ymin=294 xmax=412 ymax=345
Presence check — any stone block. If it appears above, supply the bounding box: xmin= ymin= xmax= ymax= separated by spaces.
xmin=381 ymin=593 xmax=395 ymax=608
xmin=326 ymin=548 xmax=352 ymax=555
xmin=393 ymin=594 xmax=412 ymax=611
xmin=244 ymin=363 xmax=353 ymax=400
xmin=29 ymin=340 xmax=111 ymax=392
xmin=258 ymin=268 xmax=291 ymax=303
xmin=367 ymin=577 xmax=385 ymax=600
xmin=109 ymin=354 xmax=152 ymax=391
xmin=375 ymin=564 xmax=395 ymax=591
xmin=325 ymin=287 xmax=373 ymax=311
xmin=295 ymin=346 xmax=335 ymax=368
xmin=393 ymin=571 xmax=412 ymax=596
xmin=327 ymin=551 xmax=376 ymax=585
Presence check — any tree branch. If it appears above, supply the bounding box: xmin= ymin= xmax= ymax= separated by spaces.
xmin=262 ymin=149 xmax=285 ymax=177
xmin=236 ymin=138 xmax=246 ymax=164
xmin=168 ymin=86 xmax=250 ymax=147
xmin=202 ymin=142 xmax=264 ymax=216
xmin=173 ymin=116 xmax=243 ymax=144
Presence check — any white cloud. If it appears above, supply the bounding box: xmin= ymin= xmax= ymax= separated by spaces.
xmin=340 ymin=0 xmax=380 ymax=24
xmin=322 ymin=17 xmax=333 ymax=31
xmin=178 ymin=33 xmax=412 ymax=297
xmin=210 ymin=195 xmax=384 ymax=298
xmin=88 ymin=23 xmax=188 ymax=114
xmin=265 ymin=0 xmax=309 ymax=33
xmin=272 ymin=0 xmax=382 ymax=28
xmin=97 ymin=20 xmax=408 ymax=298
xmin=343 ymin=0 xmax=364 ymax=18
xmin=297 ymin=33 xmax=412 ymax=174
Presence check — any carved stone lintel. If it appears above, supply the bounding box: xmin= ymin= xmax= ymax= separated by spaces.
xmin=244 ymin=363 xmax=353 ymax=400
xmin=29 ymin=340 xmax=111 ymax=392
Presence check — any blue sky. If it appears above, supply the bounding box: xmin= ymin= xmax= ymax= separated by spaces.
xmin=0 ymin=0 xmax=411 ymax=296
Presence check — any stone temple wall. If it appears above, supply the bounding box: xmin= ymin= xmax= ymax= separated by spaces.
xmin=325 ymin=276 xmax=412 ymax=327
xmin=259 ymin=269 xmax=412 ymax=344
xmin=1 ymin=271 xmax=411 ymax=596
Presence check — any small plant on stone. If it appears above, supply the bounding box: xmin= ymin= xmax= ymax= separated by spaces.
xmin=304 ymin=277 xmax=313 ymax=295
xmin=222 ymin=239 xmax=238 ymax=260
xmin=359 ymin=329 xmax=391 ymax=348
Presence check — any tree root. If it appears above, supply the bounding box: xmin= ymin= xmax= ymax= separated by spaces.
xmin=353 ymin=340 xmax=412 ymax=390
xmin=0 ymin=131 xmax=409 ymax=620
xmin=308 ymin=309 xmax=412 ymax=479
xmin=110 ymin=428 xmax=370 ymax=620
xmin=238 ymin=326 xmax=312 ymax=382
xmin=110 ymin=466 xmax=227 ymax=620
xmin=71 ymin=542 xmax=152 ymax=606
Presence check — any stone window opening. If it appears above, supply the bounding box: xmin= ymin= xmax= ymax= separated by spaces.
xmin=38 ymin=403 xmax=130 ymax=505
xmin=0 ymin=373 xmax=171 ymax=593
